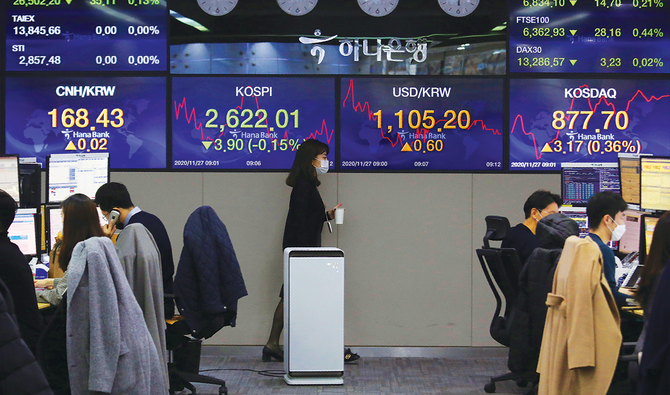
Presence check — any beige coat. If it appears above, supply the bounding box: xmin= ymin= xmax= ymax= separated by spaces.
xmin=537 ymin=236 xmax=621 ymax=395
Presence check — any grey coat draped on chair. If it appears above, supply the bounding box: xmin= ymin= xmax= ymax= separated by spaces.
xmin=115 ymin=223 xmax=169 ymax=390
xmin=66 ymin=237 xmax=167 ymax=395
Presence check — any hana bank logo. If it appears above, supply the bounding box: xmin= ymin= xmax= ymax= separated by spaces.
xmin=298 ymin=30 xmax=428 ymax=65
xmin=298 ymin=31 xmax=339 ymax=64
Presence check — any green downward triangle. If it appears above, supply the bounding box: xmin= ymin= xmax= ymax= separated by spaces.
xmin=569 ymin=0 xmax=577 ymax=5
xmin=570 ymin=59 xmax=577 ymax=65
xmin=66 ymin=0 xmax=73 ymax=4
xmin=202 ymin=141 xmax=213 ymax=150
xmin=570 ymin=30 xmax=578 ymax=36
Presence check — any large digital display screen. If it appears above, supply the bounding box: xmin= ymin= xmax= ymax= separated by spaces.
xmin=509 ymin=0 xmax=670 ymax=73
xmin=509 ymin=79 xmax=670 ymax=170
xmin=172 ymin=77 xmax=335 ymax=170
xmin=339 ymin=78 xmax=503 ymax=171
xmin=6 ymin=0 xmax=166 ymax=71
xmin=5 ymin=77 xmax=167 ymax=169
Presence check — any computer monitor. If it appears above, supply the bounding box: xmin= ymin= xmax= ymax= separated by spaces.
xmin=46 ymin=205 xmax=108 ymax=252
xmin=640 ymin=157 xmax=670 ymax=212
xmin=7 ymin=208 xmax=39 ymax=256
xmin=640 ymin=214 xmax=659 ymax=265
xmin=619 ymin=155 xmax=641 ymax=208
xmin=0 ymin=155 xmax=21 ymax=205
xmin=558 ymin=206 xmax=589 ymax=238
xmin=561 ymin=163 xmax=621 ymax=207
xmin=19 ymin=163 xmax=41 ymax=209
xmin=618 ymin=210 xmax=644 ymax=255
xmin=46 ymin=153 xmax=109 ymax=204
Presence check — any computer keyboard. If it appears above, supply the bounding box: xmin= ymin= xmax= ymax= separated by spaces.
xmin=621 ymin=251 xmax=639 ymax=269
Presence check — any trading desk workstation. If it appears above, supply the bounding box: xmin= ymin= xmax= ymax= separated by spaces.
xmin=1 ymin=0 xmax=670 ymax=393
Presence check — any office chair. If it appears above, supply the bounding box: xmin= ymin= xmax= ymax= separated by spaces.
xmin=168 ymin=206 xmax=248 ymax=395
xmin=165 ymin=295 xmax=235 ymax=395
xmin=476 ymin=215 xmax=529 ymax=394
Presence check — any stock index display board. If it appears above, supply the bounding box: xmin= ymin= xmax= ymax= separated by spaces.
xmin=339 ymin=78 xmax=503 ymax=171
xmin=172 ymin=77 xmax=335 ymax=170
xmin=509 ymin=79 xmax=670 ymax=170
xmin=5 ymin=77 xmax=167 ymax=169
xmin=6 ymin=0 xmax=167 ymax=71
xmin=509 ymin=0 xmax=670 ymax=73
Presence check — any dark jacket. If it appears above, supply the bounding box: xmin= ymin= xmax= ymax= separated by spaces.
xmin=282 ymin=177 xmax=327 ymax=250
xmin=639 ymin=266 xmax=670 ymax=395
xmin=0 ymin=234 xmax=44 ymax=353
xmin=173 ymin=206 xmax=248 ymax=339
xmin=0 ymin=278 xmax=53 ymax=395
xmin=508 ymin=213 xmax=579 ymax=375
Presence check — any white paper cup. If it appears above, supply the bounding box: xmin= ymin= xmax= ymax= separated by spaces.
xmin=335 ymin=207 xmax=345 ymax=224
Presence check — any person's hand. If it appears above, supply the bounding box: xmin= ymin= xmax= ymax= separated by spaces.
xmin=34 ymin=279 xmax=54 ymax=289
xmin=102 ymin=222 xmax=116 ymax=238
xmin=620 ymin=287 xmax=635 ymax=296
xmin=328 ymin=203 xmax=343 ymax=220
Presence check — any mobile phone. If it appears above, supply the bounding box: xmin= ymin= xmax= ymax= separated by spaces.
xmin=327 ymin=221 xmax=333 ymax=233
xmin=108 ymin=209 xmax=121 ymax=227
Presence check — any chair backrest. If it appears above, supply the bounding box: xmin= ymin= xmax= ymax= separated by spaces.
xmin=483 ymin=215 xmax=511 ymax=248
xmin=477 ymin=215 xmax=523 ymax=347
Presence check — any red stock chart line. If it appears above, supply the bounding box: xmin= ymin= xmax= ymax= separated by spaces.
xmin=341 ymin=79 xmax=500 ymax=148
xmin=174 ymin=95 xmax=334 ymax=146
xmin=511 ymin=85 xmax=670 ymax=160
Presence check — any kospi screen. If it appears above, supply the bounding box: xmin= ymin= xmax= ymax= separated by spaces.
xmin=509 ymin=0 xmax=670 ymax=73
xmin=509 ymin=79 xmax=670 ymax=170
xmin=6 ymin=0 xmax=167 ymax=71
xmin=5 ymin=77 xmax=167 ymax=169
xmin=339 ymin=78 xmax=503 ymax=171
xmin=172 ymin=77 xmax=335 ymax=170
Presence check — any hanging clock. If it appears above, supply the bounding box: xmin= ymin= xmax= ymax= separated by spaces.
xmin=357 ymin=0 xmax=399 ymax=17
xmin=277 ymin=0 xmax=319 ymax=16
xmin=197 ymin=0 xmax=238 ymax=16
xmin=438 ymin=0 xmax=479 ymax=17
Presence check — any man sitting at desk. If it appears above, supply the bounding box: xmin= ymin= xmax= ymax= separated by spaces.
xmin=0 ymin=189 xmax=44 ymax=354
xmin=587 ymin=191 xmax=634 ymax=305
xmin=502 ymin=190 xmax=562 ymax=266
xmin=95 ymin=182 xmax=175 ymax=319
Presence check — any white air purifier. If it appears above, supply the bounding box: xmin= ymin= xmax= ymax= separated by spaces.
xmin=283 ymin=247 xmax=345 ymax=385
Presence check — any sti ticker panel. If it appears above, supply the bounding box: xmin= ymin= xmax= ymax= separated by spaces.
xmin=172 ymin=77 xmax=335 ymax=170
xmin=5 ymin=77 xmax=167 ymax=169
xmin=6 ymin=0 xmax=167 ymax=71
xmin=509 ymin=79 xmax=670 ymax=171
xmin=339 ymin=78 xmax=503 ymax=171
xmin=509 ymin=0 xmax=670 ymax=73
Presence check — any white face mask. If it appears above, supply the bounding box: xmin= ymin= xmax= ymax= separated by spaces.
xmin=315 ymin=159 xmax=329 ymax=175
xmin=607 ymin=218 xmax=627 ymax=241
